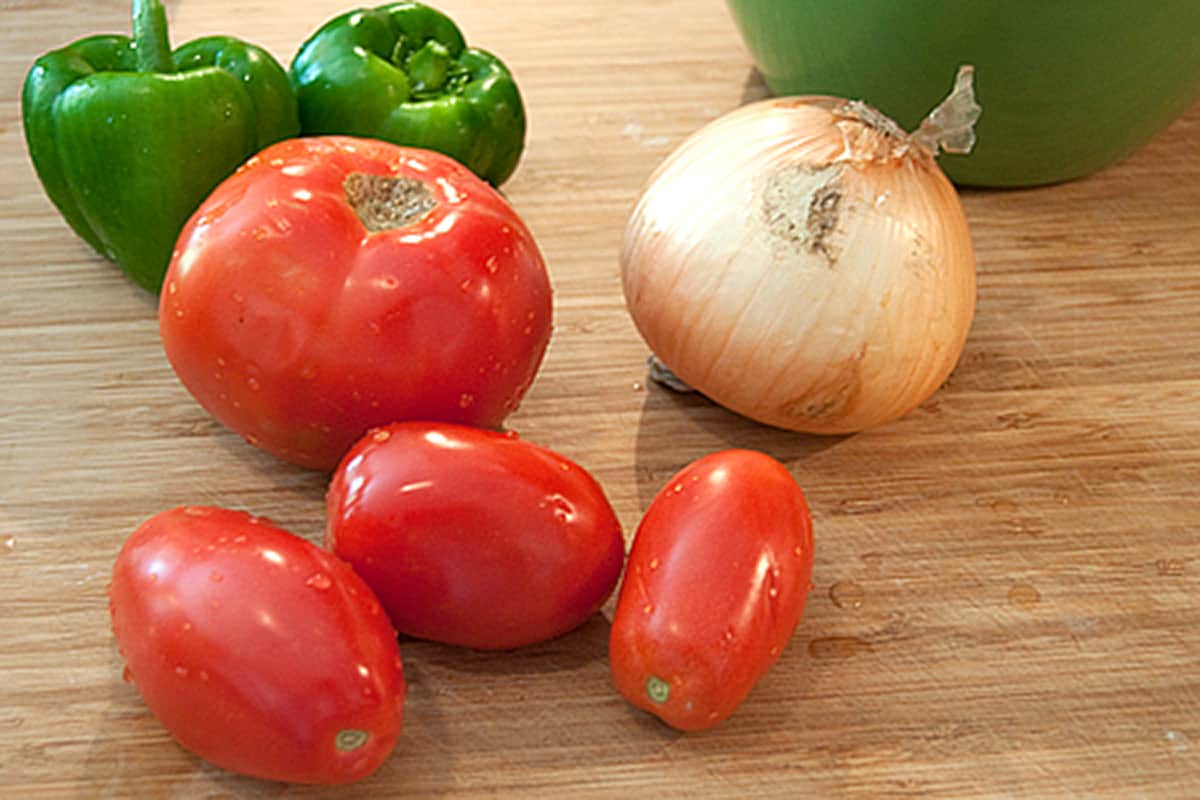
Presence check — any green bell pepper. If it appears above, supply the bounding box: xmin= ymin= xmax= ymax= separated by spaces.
xmin=290 ymin=2 xmax=526 ymax=186
xmin=22 ymin=0 xmax=298 ymax=292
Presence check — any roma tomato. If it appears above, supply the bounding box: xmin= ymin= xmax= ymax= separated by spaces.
xmin=159 ymin=136 xmax=552 ymax=471
xmin=109 ymin=506 xmax=406 ymax=785
xmin=609 ymin=450 xmax=814 ymax=731
xmin=326 ymin=422 xmax=625 ymax=650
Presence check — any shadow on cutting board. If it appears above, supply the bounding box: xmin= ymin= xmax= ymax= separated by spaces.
xmin=631 ymin=378 xmax=847 ymax=511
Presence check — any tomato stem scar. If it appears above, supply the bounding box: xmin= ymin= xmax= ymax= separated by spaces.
xmin=344 ymin=172 xmax=436 ymax=232
xmin=335 ymin=728 xmax=370 ymax=752
xmin=645 ymin=675 xmax=670 ymax=704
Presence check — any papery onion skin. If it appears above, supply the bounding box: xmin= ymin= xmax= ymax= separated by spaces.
xmin=620 ymin=97 xmax=976 ymax=434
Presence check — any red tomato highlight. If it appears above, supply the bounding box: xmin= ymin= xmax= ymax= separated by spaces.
xmin=159 ymin=136 xmax=552 ymax=470
xmin=609 ymin=449 xmax=814 ymax=731
xmin=326 ymin=422 xmax=625 ymax=650
xmin=108 ymin=506 xmax=406 ymax=784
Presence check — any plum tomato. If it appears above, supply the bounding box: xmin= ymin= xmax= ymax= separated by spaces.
xmin=609 ymin=450 xmax=814 ymax=731
xmin=159 ymin=136 xmax=553 ymax=471
xmin=108 ymin=506 xmax=406 ymax=784
xmin=326 ymin=422 xmax=625 ymax=650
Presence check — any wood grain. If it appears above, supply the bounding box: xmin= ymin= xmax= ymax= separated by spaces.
xmin=2 ymin=1 xmax=1198 ymax=797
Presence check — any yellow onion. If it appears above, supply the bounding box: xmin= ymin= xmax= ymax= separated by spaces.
xmin=621 ymin=67 xmax=980 ymax=434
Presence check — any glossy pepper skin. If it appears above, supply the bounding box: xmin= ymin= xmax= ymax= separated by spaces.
xmin=290 ymin=2 xmax=526 ymax=186
xmin=21 ymin=0 xmax=298 ymax=292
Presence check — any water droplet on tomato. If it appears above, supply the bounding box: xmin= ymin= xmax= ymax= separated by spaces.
xmin=459 ymin=278 xmax=473 ymax=291
xmin=209 ymin=571 xmax=223 ymax=583
xmin=166 ymin=281 xmax=177 ymax=295
xmin=484 ymin=256 xmax=499 ymax=274
xmin=672 ymin=483 xmax=684 ymax=494
xmin=372 ymin=429 xmax=391 ymax=443
xmin=459 ymin=393 xmax=474 ymax=408
xmin=233 ymin=534 xmax=247 ymax=544
xmin=648 ymin=557 xmax=660 ymax=571
xmin=173 ymin=308 xmax=184 ymax=319
xmin=550 ymin=495 xmax=574 ymax=523
xmin=198 ymin=670 xmax=210 ymax=682
xmin=181 ymin=622 xmax=192 ymax=633
xmin=306 ymin=573 xmax=332 ymax=590
xmin=244 ymin=434 xmax=260 ymax=446
xmin=175 ymin=665 xmax=189 ymax=678
xmin=247 ymin=377 xmax=261 ymax=391
xmin=299 ymin=365 xmax=317 ymax=381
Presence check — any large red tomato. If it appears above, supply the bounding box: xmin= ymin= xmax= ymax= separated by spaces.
xmin=159 ymin=136 xmax=552 ymax=471
xmin=609 ymin=450 xmax=814 ymax=731
xmin=109 ymin=506 xmax=406 ymax=784
xmin=326 ymin=422 xmax=625 ymax=650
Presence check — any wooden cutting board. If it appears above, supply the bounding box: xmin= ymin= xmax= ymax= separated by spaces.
xmin=2 ymin=1 xmax=1198 ymax=797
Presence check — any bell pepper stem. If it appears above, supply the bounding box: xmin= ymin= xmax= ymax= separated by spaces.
xmin=406 ymin=40 xmax=451 ymax=96
xmin=132 ymin=0 xmax=175 ymax=73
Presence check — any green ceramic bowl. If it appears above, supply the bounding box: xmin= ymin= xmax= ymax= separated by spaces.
xmin=725 ymin=0 xmax=1200 ymax=186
